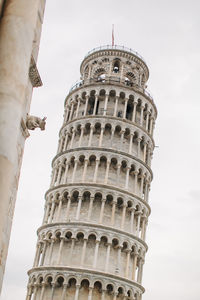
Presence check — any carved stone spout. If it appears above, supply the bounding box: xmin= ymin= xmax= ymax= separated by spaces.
xmin=26 ymin=114 xmax=47 ymax=131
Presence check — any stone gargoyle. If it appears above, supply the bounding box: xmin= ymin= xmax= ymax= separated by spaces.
xmin=26 ymin=114 xmax=47 ymax=131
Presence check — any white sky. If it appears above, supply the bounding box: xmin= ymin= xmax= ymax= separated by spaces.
xmin=2 ymin=0 xmax=200 ymax=299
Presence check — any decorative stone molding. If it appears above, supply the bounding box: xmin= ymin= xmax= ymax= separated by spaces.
xmin=29 ymin=56 xmax=43 ymax=87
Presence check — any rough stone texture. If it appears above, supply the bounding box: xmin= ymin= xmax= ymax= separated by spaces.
xmin=26 ymin=46 xmax=157 ymax=300
xmin=0 ymin=0 xmax=46 ymax=293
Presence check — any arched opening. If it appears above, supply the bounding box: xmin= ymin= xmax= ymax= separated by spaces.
xmin=113 ymin=59 xmax=120 ymax=73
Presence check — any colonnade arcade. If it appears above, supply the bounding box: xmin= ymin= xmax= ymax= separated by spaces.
xmin=63 ymin=88 xmax=156 ymax=137
xmin=43 ymin=187 xmax=150 ymax=237
xmin=27 ymin=271 xmax=144 ymax=300
xmin=57 ymin=119 xmax=154 ymax=166
xmin=33 ymin=225 xmax=146 ymax=281
xmin=50 ymin=150 xmax=151 ymax=201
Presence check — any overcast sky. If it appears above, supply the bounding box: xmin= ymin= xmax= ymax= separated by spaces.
xmin=1 ymin=0 xmax=200 ymax=299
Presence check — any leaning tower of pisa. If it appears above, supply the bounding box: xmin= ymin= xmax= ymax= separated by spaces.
xmin=26 ymin=45 xmax=157 ymax=300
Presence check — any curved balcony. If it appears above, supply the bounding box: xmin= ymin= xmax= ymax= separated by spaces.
xmin=84 ymin=44 xmax=146 ymax=64
xmin=69 ymin=77 xmax=154 ymax=102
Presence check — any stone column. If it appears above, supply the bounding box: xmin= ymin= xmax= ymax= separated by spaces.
xmin=80 ymin=239 xmax=87 ymax=266
xmin=132 ymin=253 xmax=138 ymax=281
xmin=101 ymin=290 xmax=106 ymax=300
xmin=125 ymin=250 xmax=131 ymax=278
xmin=137 ymin=258 xmax=144 ymax=284
xmin=56 ymin=162 xmax=63 ymax=185
xmin=88 ymin=125 xmax=94 ymax=147
xmin=105 ymin=243 xmax=111 ymax=272
xmin=43 ymin=202 xmax=50 ymax=224
xmin=79 ymin=125 xmax=84 ymax=147
xmin=48 ymin=238 xmax=55 ymax=265
xmin=114 ymin=96 xmax=119 ymax=117
xmin=93 ymin=159 xmax=100 ymax=183
xmin=130 ymin=208 xmax=135 ymax=234
xmin=116 ymin=246 xmax=121 ymax=274
xmin=120 ymin=203 xmax=127 ymax=230
xmin=140 ymin=105 xmax=145 ymax=126
xmin=49 ymin=200 xmax=56 ymax=223
xmin=57 ymin=137 xmax=63 ymax=153
xmin=103 ymin=94 xmax=109 ymax=116
xmin=66 ymin=196 xmax=71 ymax=221
xmin=32 ymin=285 xmax=38 ymax=300
xmin=50 ymin=167 xmax=57 ymax=187
xmin=146 ymin=183 xmax=150 ymax=203
xmin=110 ymin=128 xmax=115 ymax=148
xmin=147 ymin=145 xmax=151 ymax=165
xmin=69 ymin=102 xmax=74 ymax=121
xmin=93 ymin=95 xmax=98 ymax=115
xmin=132 ymin=101 xmax=138 ymax=122
xmin=149 ymin=116 xmax=154 ymax=135
xmin=74 ymin=284 xmax=80 ymax=300
xmin=136 ymin=212 xmax=141 ymax=236
xmin=63 ymin=162 xmax=69 ymax=184
xmin=125 ymin=167 xmax=130 ymax=189
xmin=111 ymin=199 xmax=117 ymax=226
xmin=39 ymin=283 xmax=45 ymax=300
xmin=57 ymin=236 xmax=64 ymax=264
xmin=75 ymin=98 xmax=81 ymax=118
xmin=63 ymin=132 xmax=69 ymax=151
xmin=129 ymin=134 xmax=134 ymax=154
xmin=117 ymin=163 xmax=121 ymax=186
xmin=69 ymin=238 xmax=75 ymax=262
xmin=104 ymin=160 xmax=111 ymax=184
xmin=50 ymin=283 xmax=56 ymax=300
xmin=99 ymin=199 xmax=106 ymax=224
xmin=71 ymin=159 xmax=78 ymax=183
xmin=134 ymin=171 xmax=139 ymax=195
xmin=141 ymin=217 xmax=147 ymax=240
xmin=99 ymin=126 xmax=104 ymax=147
xmin=87 ymin=196 xmax=94 ymax=221
xmin=33 ymin=242 xmax=41 ymax=267
xmin=88 ymin=287 xmax=93 ymax=300
xmin=70 ymin=128 xmax=76 ymax=148
xmin=64 ymin=106 xmax=69 ymax=123
xmin=76 ymin=195 xmax=82 ymax=220
xmin=40 ymin=241 xmax=47 ymax=266
xmin=120 ymin=130 xmax=125 ymax=149
xmin=61 ymin=284 xmax=67 ymax=300
xmin=123 ymin=98 xmax=128 ymax=119
xmin=82 ymin=159 xmax=88 ymax=182
xmin=93 ymin=240 xmax=100 ymax=268
xmin=84 ymin=96 xmax=89 ymax=116
xmin=26 ymin=284 xmax=33 ymax=300
xmin=140 ymin=175 xmax=144 ymax=198
xmin=143 ymin=142 xmax=147 ymax=162
xmin=137 ymin=137 xmax=142 ymax=158
xmin=0 ymin=0 xmax=45 ymax=289
xmin=145 ymin=111 xmax=150 ymax=131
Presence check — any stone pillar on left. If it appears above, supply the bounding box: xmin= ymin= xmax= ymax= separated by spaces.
xmin=0 ymin=0 xmax=46 ymax=293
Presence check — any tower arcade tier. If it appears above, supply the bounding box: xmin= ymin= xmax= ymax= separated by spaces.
xmin=26 ymin=45 xmax=157 ymax=300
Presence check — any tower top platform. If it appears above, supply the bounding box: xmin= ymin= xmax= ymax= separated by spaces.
xmin=84 ymin=45 xmax=146 ymax=63
xmin=80 ymin=45 xmax=149 ymax=80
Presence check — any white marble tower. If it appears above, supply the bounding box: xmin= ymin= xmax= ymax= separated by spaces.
xmin=26 ymin=45 xmax=157 ymax=300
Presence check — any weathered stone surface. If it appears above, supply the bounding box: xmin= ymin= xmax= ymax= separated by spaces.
xmin=0 ymin=0 xmax=46 ymax=293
